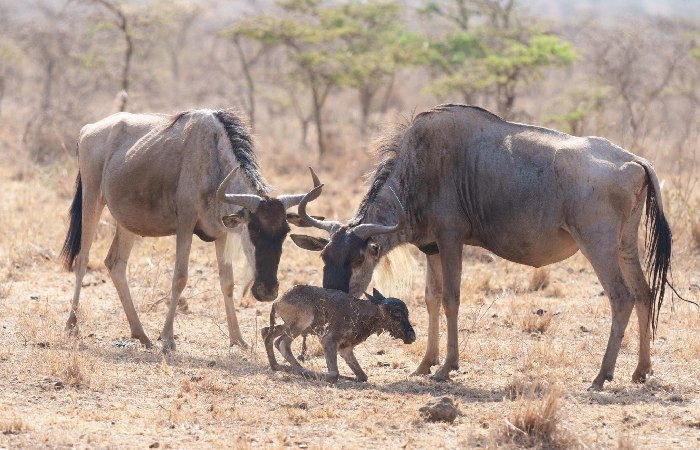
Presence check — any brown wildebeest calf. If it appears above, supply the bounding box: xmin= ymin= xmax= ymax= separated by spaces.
xmin=262 ymin=286 xmax=416 ymax=382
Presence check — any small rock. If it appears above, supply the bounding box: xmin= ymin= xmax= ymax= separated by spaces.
xmin=207 ymin=361 xmax=216 ymax=368
xmin=377 ymin=361 xmax=390 ymax=367
xmin=419 ymin=396 xmax=458 ymax=423
xmin=689 ymin=283 xmax=699 ymax=292
xmin=30 ymin=295 xmax=39 ymax=300
xmin=479 ymin=252 xmax=495 ymax=263
xmin=580 ymin=326 xmax=590 ymax=333
xmin=535 ymin=308 xmax=546 ymax=316
xmin=376 ymin=349 xmax=386 ymax=355
xmin=298 ymin=445 xmax=308 ymax=449
xmin=149 ymin=443 xmax=160 ymax=449
xmin=54 ymin=381 xmax=64 ymax=390
xmin=669 ymin=393 xmax=684 ymax=402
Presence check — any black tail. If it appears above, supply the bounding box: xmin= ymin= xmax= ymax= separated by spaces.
xmin=60 ymin=173 xmax=82 ymax=271
xmin=639 ymin=162 xmax=672 ymax=337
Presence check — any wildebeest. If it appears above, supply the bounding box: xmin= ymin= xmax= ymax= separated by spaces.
xmin=291 ymin=104 xmax=677 ymax=390
xmin=60 ymin=109 xmax=321 ymax=352
xmin=262 ymin=285 xmax=416 ymax=382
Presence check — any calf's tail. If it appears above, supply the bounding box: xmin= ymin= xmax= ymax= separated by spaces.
xmin=60 ymin=173 xmax=83 ymax=271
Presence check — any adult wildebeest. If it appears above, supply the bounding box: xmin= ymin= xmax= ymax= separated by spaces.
xmin=291 ymin=104 xmax=677 ymax=390
xmin=60 ymin=109 xmax=321 ymax=352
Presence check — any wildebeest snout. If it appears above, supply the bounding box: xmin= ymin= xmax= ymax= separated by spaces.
xmin=252 ymin=280 xmax=279 ymax=302
xmin=405 ymin=328 xmax=416 ymax=344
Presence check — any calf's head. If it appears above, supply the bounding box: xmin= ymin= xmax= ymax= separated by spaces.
xmin=365 ymin=288 xmax=416 ymax=344
xmin=218 ymin=167 xmax=322 ymax=301
xmin=290 ymin=174 xmax=404 ymax=297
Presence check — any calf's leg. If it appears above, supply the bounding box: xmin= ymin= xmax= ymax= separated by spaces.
xmin=262 ymin=324 xmax=287 ymax=371
xmin=339 ymin=346 xmax=367 ymax=382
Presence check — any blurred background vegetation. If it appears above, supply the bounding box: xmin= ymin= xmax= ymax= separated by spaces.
xmin=0 ymin=0 xmax=698 ymax=193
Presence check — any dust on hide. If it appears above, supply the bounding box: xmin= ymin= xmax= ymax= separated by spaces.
xmin=262 ymin=285 xmax=416 ymax=383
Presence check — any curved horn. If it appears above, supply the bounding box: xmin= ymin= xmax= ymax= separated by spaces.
xmin=277 ymin=167 xmax=322 ymax=210
xmin=217 ymin=166 xmax=262 ymax=212
xmin=351 ymin=186 xmax=406 ymax=241
xmin=298 ymin=168 xmax=342 ymax=234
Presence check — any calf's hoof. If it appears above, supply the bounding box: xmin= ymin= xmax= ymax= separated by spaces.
xmin=160 ymin=337 xmax=176 ymax=353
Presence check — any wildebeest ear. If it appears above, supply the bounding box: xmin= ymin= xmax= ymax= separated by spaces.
xmin=222 ymin=211 xmax=247 ymax=228
xmin=364 ymin=292 xmax=382 ymax=304
xmin=290 ymin=234 xmax=328 ymax=251
xmin=372 ymin=287 xmax=386 ymax=301
xmin=286 ymin=213 xmax=326 ymax=227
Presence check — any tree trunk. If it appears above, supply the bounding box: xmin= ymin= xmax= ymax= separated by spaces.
xmin=233 ymin=36 xmax=256 ymax=131
xmin=311 ymin=84 xmax=325 ymax=158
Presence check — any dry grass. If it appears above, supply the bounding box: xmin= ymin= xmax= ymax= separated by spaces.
xmin=0 ymin=143 xmax=699 ymax=448
xmin=692 ymin=219 xmax=700 ymax=250
xmin=529 ymin=267 xmax=551 ymax=292
xmin=522 ymin=311 xmax=554 ymax=334
xmin=494 ymin=385 xmax=577 ymax=449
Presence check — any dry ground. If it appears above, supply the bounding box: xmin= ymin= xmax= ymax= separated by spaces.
xmin=1 ymin=143 xmax=700 ymax=449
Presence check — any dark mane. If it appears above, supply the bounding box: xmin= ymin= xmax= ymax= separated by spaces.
xmin=414 ymin=103 xmax=503 ymax=122
xmin=350 ymin=121 xmax=408 ymax=225
xmin=212 ymin=109 xmax=270 ymax=195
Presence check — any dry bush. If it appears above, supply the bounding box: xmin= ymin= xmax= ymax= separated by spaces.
xmin=692 ymin=219 xmax=700 ymax=249
xmin=529 ymin=268 xmax=550 ymax=291
xmin=495 ymin=385 xmax=576 ymax=449
xmin=0 ymin=416 xmax=31 ymax=435
xmin=522 ymin=311 xmax=554 ymax=334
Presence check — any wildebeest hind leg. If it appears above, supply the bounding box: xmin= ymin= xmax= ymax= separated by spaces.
xmin=262 ymin=324 xmax=287 ymax=371
xmin=575 ymin=226 xmax=635 ymax=390
xmin=66 ymin=192 xmax=105 ymax=333
xmin=105 ymin=225 xmax=152 ymax=347
xmin=618 ymin=202 xmax=653 ymax=383
xmin=215 ymin=236 xmax=249 ymax=348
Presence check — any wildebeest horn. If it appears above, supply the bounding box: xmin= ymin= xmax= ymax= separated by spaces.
xmin=217 ymin=167 xmax=262 ymax=212
xmin=352 ymin=187 xmax=406 ymax=241
xmin=277 ymin=167 xmax=322 ymax=210
xmin=298 ymin=168 xmax=342 ymax=234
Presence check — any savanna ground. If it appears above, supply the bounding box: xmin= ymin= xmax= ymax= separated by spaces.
xmin=1 ymin=125 xmax=700 ymax=450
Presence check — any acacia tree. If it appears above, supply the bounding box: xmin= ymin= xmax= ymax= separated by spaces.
xmin=419 ymin=0 xmax=575 ymax=119
xmin=328 ymin=1 xmax=416 ymax=136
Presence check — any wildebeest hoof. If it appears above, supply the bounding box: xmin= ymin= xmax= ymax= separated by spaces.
xmin=587 ymin=383 xmax=604 ymax=392
xmin=355 ymin=376 xmax=368 ymax=383
xmin=160 ymin=338 xmax=176 ymax=353
xmin=632 ymin=367 xmax=653 ymax=383
xmin=230 ymin=338 xmax=250 ymax=349
xmin=432 ymin=372 xmax=451 ymax=382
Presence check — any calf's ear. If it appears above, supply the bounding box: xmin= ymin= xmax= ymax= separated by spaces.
xmin=222 ymin=211 xmax=248 ymax=228
xmin=290 ymin=234 xmax=328 ymax=251
xmin=286 ymin=213 xmax=326 ymax=227
xmin=372 ymin=287 xmax=386 ymax=301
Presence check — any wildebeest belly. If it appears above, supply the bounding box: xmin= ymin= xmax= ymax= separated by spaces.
xmin=477 ymin=224 xmax=579 ymax=268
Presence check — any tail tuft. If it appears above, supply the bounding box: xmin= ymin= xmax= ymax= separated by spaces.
xmin=640 ymin=163 xmax=672 ymax=337
xmin=60 ymin=173 xmax=83 ymax=271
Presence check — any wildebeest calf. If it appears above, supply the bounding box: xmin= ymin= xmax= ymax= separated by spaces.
xmin=262 ymin=286 xmax=416 ymax=382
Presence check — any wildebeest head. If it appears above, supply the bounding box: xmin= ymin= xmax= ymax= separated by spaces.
xmin=365 ymin=288 xmax=415 ymax=344
xmin=218 ymin=167 xmax=323 ymax=302
xmin=290 ymin=177 xmax=404 ymax=297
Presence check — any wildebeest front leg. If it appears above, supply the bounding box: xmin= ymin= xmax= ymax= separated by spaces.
xmin=433 ymin=235 xmax=462 ymax=382
xmin=215 ymin=236 xmax=249 ymax=348
xmin=105 ymin=225 xmax=152 ymax=347
xmin=414 ymin=252 xmax=443 ymax=375
xmin=339 ymin=346 xmax=367 ymax=382
xmin=160 ymin=226 xmax=194 ymax=353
